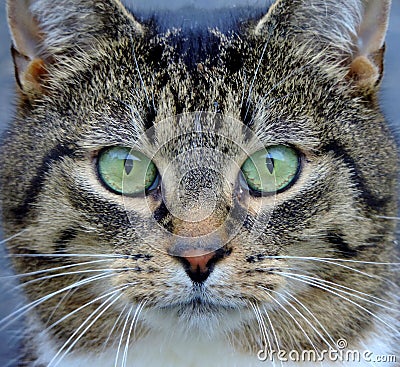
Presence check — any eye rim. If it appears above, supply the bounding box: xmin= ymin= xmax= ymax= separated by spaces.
xmin=240 ymin=145 xmax=302 ymax=197
xmin=96 ymin=146 xmax=160 ymax=197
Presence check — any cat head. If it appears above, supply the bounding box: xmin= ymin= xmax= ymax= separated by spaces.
xmin=1 ymin=0 xmax=398 ymax=358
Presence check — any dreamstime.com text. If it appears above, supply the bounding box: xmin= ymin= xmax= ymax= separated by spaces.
xmin=257 ymin=339 xmax=397 ymax=363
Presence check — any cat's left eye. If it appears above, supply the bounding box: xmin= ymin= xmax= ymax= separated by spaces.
xmin=97 ymin=147 xmax=159 ymax=195
xmin=241 ymin=145 xmax=300 ymax=195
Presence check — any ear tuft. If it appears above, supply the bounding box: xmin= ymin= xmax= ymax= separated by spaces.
xmin=348 ymin=55 xmax=379 ymax=90
xmin=255 ymin=0 xmax=392 ymax=93
xmin=6 ymin=0 xmax=145 ymax=97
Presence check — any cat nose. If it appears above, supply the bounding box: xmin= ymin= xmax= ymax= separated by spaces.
xmin=176 ymin=248 xmax=228 ymax=283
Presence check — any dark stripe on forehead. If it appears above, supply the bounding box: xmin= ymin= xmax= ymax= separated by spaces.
xmin=11 ymin=144 xmax=75 ymax=224
xmin=321 ymin=141 xmax=391 ymax=211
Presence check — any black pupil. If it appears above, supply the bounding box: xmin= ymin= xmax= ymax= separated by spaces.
xmin=124 ymin=157 xmax=134 ymax=175
xmin=266 ymin=155 xmax=275 ymax=174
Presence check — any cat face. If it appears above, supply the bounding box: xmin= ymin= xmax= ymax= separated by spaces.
xmin=1 ymin=0 xmax=398 ymax=363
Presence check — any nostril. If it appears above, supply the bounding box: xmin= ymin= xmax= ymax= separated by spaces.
xmin=176 ymin=248 xmax=230 ymax=283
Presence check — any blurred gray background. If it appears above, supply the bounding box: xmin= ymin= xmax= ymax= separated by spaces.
xmin=0 ymin=1 xmax=399 ymax=365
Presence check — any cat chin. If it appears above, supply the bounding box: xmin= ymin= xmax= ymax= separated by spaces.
xmin=141 ymin=303 xmax=251 ymax=338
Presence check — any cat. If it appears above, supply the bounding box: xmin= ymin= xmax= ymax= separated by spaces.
xmin=0 ymin=0 xmax=399 ymax=366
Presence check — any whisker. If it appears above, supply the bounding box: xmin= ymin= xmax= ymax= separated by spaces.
xmin=262 ymin=289 xmax=322 ymax=357
xmin=267 ymin=287 xmax=334 ymax=350
xmin=261 ymin=306 xmax=284 ymax=367
xmin=8 ymin=253 xmax=127 ymax=259
xmin=0 ymin=229 xmax=28 ymax=246
xmin=45 ymin=284 xmax=80 ymax=327
xmin=276 ymin=272 xmax=399 ymax=335
xmin=16 ymin=266 xmax=144 ymax=289
xmin=122 ymin=300 xmax=147 ymax=367
xmin=102 ymin=304 xmax=128 ymax=353
xmin=257 ymin=255 xmax=399 ymax=280
xmin=280 ymin=289 xmax=336 ymax=347
xmin=129 ymin=34 xmax=151 ymax=111
xmin=115 ymin=305 xmax=134 ymax=367
xmin=0 ymin=272 xmax=117 ymax=330
xmin=50 ymin=292 xmax=124 ymax=367
xmin=243 ymin=38 xmax=270 ymax=122
xmin=260 ymin=255 xmax=400 ymax=265
xmin=45 ymin=284 xmax=134 ymax=332
xmin=1 ymin=259 xmax=113 ymax=280
xmin=276 ymin=271 xmax=398 ymax=311
xmin=249 ymin=300 xmax=274 ymax=366
xmin=240 ymin=70 xmax=248 ymax=110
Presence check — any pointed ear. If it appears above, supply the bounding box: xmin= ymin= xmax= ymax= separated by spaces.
xmin=256 ymin=0 xmax=391 ymax=93
xmin=7 ymin=0 xmax=47 ymax=95
xmin=347 ymin=0 xmax=391 ymax=90
xmin=6 ymin=0 xmax=144 ymax=97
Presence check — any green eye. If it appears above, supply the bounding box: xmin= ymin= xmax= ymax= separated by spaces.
xmin=98 ymin=147 xmax=158 ymax=195
xmin=241 ymin=145 xmax=300 ymax=195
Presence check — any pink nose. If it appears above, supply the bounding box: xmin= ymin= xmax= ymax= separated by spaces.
xmin=182 ymin=250 xmax=216 ymax=275
xmin=177 ymin=249 xmax=223 ymax=283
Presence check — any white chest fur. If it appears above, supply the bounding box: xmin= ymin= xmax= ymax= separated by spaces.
xmin=33 ymin=323 xmax=397 ymax=367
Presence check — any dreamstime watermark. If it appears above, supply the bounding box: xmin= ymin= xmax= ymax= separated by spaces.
xmin=257 ymin=338 xmax=397 ymax=363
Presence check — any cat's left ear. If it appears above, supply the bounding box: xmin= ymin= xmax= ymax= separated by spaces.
xmin=346 ymin=0 xmax=391 ymax=90
xmin=256 ymin=0 xmax=391 ymax=92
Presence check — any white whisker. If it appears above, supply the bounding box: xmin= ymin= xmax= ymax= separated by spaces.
xmin=122 ymin=300 xmax=147 ymax=367
xmin=277 ymin=271 xmax=397 ymax=309
xmin=2 ymin=259 xmax=112 ymax=280
xmin=280 ymin=289 xmax=336 ymax=347
xmin=266 ymin=287 xmax=334 ymax=350
xmin=249 ymin=300 xmax=274 ymax=366
xmin=115 ymin=305 xmax=134 ymax=367
xmin=262 ymin=306 xmax=283 ymax=367
xmin=0 ymin=272 xmax=118 ymax=330
xmin=262 ymin=289 xmax=322 ymax=358
xmin=276 ymin=272 xmax=399 ymax=335
xmin=50 ymin=292 xmax=124 ymax=367
xmin=243 ymin=38 xmax=270 ymax=122
xmin=45 ymin=284 xmax=134 ymax=332
xmin=0 ymin=229 xmax=28 ymax=246
xmin=8 ymin=253 xmax=127 ymax=259
xmin=102 ymin=304 xmax=128 ymax=353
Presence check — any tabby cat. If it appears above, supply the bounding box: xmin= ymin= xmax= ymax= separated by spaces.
xmin=0 ymin=0 xmax=399 ymax=366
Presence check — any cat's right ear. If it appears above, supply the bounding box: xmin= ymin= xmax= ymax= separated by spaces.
xmin=6 ymin=0 xmax=144 ymax=97
xmin=7 ymin=0 xmax=47 ymax=95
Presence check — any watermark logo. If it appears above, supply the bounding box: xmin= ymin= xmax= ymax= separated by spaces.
xmin=257 ymin=339 xmax=397 ymax=363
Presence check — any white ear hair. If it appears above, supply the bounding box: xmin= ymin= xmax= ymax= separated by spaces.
xmin=6 ymin=0 xmax=144 ymax=94
xmin=350 ymin=0 xmax=391 ymax=89
xmin=255 ymin=0 xmax=392 ymax=90
xmin=357 ymin=0 xmax=391 ymax=57
xmin=7 ymin=0 xmax=42 ymax=60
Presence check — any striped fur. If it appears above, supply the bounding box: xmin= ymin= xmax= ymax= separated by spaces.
xmin=0 ymin=0 xmax=398 ymax=366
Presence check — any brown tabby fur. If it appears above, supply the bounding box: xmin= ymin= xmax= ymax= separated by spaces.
xmin=0 ymin=0 xmax=399 ymax=365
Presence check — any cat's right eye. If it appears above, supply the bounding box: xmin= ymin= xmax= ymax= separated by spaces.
xmin=97 ymin=147 xmax=159 ymax=195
